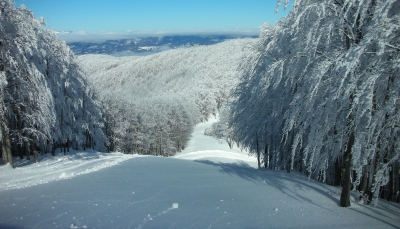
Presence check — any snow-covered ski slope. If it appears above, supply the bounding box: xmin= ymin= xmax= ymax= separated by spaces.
xmin=0 ymin=118 xmax=399 ymax=229
xmin=174 ymin=115 xmax=256 ymax=165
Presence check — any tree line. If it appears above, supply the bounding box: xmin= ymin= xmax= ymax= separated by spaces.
xmin=0 ymin=0 xmax=107 ymax=167
xmin=79 ymin=39 xmax=255 ymax=156
xmin=211 ymin=0 xmax=400 ymax=206
xmin=0 ymin=0 xmax=255 ymax=162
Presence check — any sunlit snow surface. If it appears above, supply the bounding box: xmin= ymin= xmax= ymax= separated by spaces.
xmin=0 ymin=117 xmax=399 ymax=229
xmin=174 ymin=115 xmax=257 ymax=165
xmin=0 ymin=150 xmax=136 ymax=192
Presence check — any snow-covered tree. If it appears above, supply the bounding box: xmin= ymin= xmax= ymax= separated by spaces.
xmin=226 ymin=0 xmax=400 ymax=206
xmin=0 ymin=0 xmax=107 ymax=165
xmin=79 ymin=39 xmax=255 ymax=156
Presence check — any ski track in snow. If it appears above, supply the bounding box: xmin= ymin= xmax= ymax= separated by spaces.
xmin=173 ymin=114 xmax=257 ymax=167
xmin=135 ymin=203 xmax=179 ymax=229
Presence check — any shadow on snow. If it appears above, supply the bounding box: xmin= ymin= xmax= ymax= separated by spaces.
xmin=194 ymin=159 xmax=339 ymax=207
xmin=193 ymin=159 xmax=400 ymax=228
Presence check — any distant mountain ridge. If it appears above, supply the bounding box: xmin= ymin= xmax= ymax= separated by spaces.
xmin=68 ymin=35 xmax=258 ymax=55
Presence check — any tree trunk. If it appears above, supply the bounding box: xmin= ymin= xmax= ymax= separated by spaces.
xmin=30 ymin=137 xmax=39 ymax=163
xmin=340 ymin=132 xmax=354 ymax=207
xmin=24 ymin=138 xmax=30 ymax=160
xmin=264 ymin=145 xmax=269 ymax=168
xmin=256 ymin=133 xmax=260 ymax=169
xmin=51 ymin=139 xmax=55 ymax=156
xmin=287 ymin=159 xmax=291 ymax=173
xmin=1 ymin=122 xmax=13 ymax=167
xmin=388 ymin=164 xmax=394 ymax=201
xmin=368 ymin=151 xmax=380 ymax=204
xmin=358 ymin=164 xmax=369 ymax=202
xmin=334 ymin=158 xmax=342 ymax=186
xmin=226 ymin=133 xmax=232 ymax=149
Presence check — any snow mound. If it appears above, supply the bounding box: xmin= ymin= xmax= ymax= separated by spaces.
xmin=0 ymin=150 xmax=139 ymax=191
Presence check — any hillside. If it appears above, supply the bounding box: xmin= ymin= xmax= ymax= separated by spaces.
xmin=0 ymin=117 xmax=399 ymax=228
xmin=1 ymin=1 xmax=398 ymax=222
xmin=78 ymin=39 xmax=256 ymax=155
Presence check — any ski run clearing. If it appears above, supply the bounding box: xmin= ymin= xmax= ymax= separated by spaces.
xmin=0 ymin=116 xmax=399 ymax=229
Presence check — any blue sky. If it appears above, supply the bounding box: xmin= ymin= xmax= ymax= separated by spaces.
xmin=15 ymin=0 xmax=292 ymax=33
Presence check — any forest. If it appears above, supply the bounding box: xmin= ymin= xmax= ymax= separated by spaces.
xmin=210 ymin=0 xmax=400 ymax=206
xmin=78 ymin=39 xmax=254 ymax=155
xmin=0 ymin=0 xmax=254 ymax=161
xmin=0 ymin=0 xmax=107 ymax=167
xmin=1 ymin=0 xmax=399 ymax=208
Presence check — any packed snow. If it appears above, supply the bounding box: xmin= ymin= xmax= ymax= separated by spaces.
xmin=174 ymin=115 xmax=257 ymax=165
xmin=0 ymin=150 xmax=136 ymax=192
xmin=0 ymin=117 xmax=399 ymax=228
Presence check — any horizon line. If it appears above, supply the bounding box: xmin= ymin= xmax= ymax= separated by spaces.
xmin=55 ymin=27 xmax=264 ymax=43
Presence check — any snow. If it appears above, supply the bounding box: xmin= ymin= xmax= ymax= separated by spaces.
xmin=0 ymin=118 xmax=399 ymax=228
xmin=0 ymin=150 xmax=137 ymax=192
xmin=174 ymin=115 xmax=257 ymax=165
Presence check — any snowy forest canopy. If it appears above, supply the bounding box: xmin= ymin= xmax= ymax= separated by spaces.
xmin=210 ymin=0 xmax=400 ymax=206
xmin=78 ymin=39 xmax=255 ymax=156
xmin=0 ymin=0 xmax=256 ymax=162
xmin=0 ymin=0 xmax=399 ymax=208
xmin=0 ymin=0 xmax=107 ymax=166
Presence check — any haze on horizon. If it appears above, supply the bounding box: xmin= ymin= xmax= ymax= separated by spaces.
xmin=14 ymin=0 xmax=292 ymax=42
